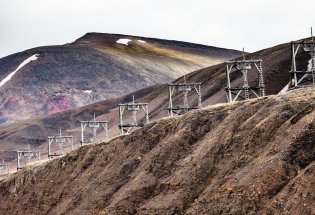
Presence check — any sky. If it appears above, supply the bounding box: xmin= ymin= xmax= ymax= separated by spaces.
xmin=0 ymin=0 xmax=314 ymax=58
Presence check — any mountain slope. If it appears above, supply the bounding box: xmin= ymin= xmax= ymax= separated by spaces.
xmin=0 ymin=38 xmax=310 ymax=153
xmin=0 ymin=33 xmax=241 ymax=124
xmin=0 ymin=87 xmax=314 ymax=215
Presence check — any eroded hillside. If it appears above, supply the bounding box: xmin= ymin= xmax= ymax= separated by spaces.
xmin=0 ymin=88 xmax=314 ymax=215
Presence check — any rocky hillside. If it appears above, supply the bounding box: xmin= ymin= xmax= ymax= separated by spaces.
xmin=0 ymin=33 xmax=241 ymax=124
xmin=0 ymin=87 xmax=314 ymax=215
xmin=0 ymin=38 xmax=310 ymax=152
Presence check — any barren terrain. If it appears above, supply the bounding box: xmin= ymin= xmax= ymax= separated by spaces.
xmin=0 ymin=38 xmax=310 ymax=153
xmin=0 ymin=87 xmax=314 ymax=215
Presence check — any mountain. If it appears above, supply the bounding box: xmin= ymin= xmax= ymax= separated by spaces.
xmin=0 ymin=33 xmax=241 ymax=124
xmin=0 ymin=38 xmax=310 ymax=152
xmin=0 ymin=87 xmax=314 ymax=214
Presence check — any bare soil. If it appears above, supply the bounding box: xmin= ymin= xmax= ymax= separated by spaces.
xmin=0 ymin=88 xmax=314 ymax=215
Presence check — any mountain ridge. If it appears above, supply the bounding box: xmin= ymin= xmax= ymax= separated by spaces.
xmin=74 ymin=32 xmax=240 ymax=52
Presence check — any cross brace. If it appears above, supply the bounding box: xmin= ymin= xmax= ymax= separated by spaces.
xmin=167 ymin=82 xmax=202 ymax=116
xmin=118 ymin=98 xmax=149 ymax=135
xmin=225 ymin=59 xmax=265 ymax=103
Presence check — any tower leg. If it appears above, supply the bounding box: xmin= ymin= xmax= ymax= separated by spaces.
xmin=168 ymin=86 xmax=173 ymax=117
xmin=243 ymin=70 xmax=249 ymax=100
xmin=119 ymin=106 xmax=123 ymax=135
xmin=197 ymin=84 xmax=202 ymax=108
xmin=183 ymin=91 xmax=189 ymax=113
xmin=93 ymin=128 xmax=97 ymax=141
xmin=105 ymin=123 xmax=108 ymax=141
xmin=145 ymin=105 xmax=149 ymax=124
xmin=310 ymin=44 xmax=315 ymax=86
xmin=48 ymin=140 xmax=51 ymax=159
xmin=292 ymin=44 xmax=298 ymax=87
xmin=81 ymin=123 xmax=84 ymax=145
xmin=17 ymin=153 xmax=20 ymax=170
xmin=226 ymin=64 xmax=233 ymax=103
xmin=258 ymin=61 xmax=265 ymax=97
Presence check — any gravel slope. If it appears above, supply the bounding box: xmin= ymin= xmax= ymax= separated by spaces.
xmin=0 ymin=88 xmax=314 ymax=215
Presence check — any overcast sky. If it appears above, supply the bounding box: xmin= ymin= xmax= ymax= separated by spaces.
xmin=0 ymin=0 xmax=314 ymax=58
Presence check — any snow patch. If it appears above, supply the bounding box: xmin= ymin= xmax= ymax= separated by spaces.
xmin=279 ymin=83 xmax=290 ymax=94
xmin=137 ymin=40 xmax=146 ymax=43
xmin=117 ymin=39 xmax=132 ymax=46
xmin=83 ymin=90 xmax=93 ymax=94
xmin=0 ymin=54 xmax=39 ymax=88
